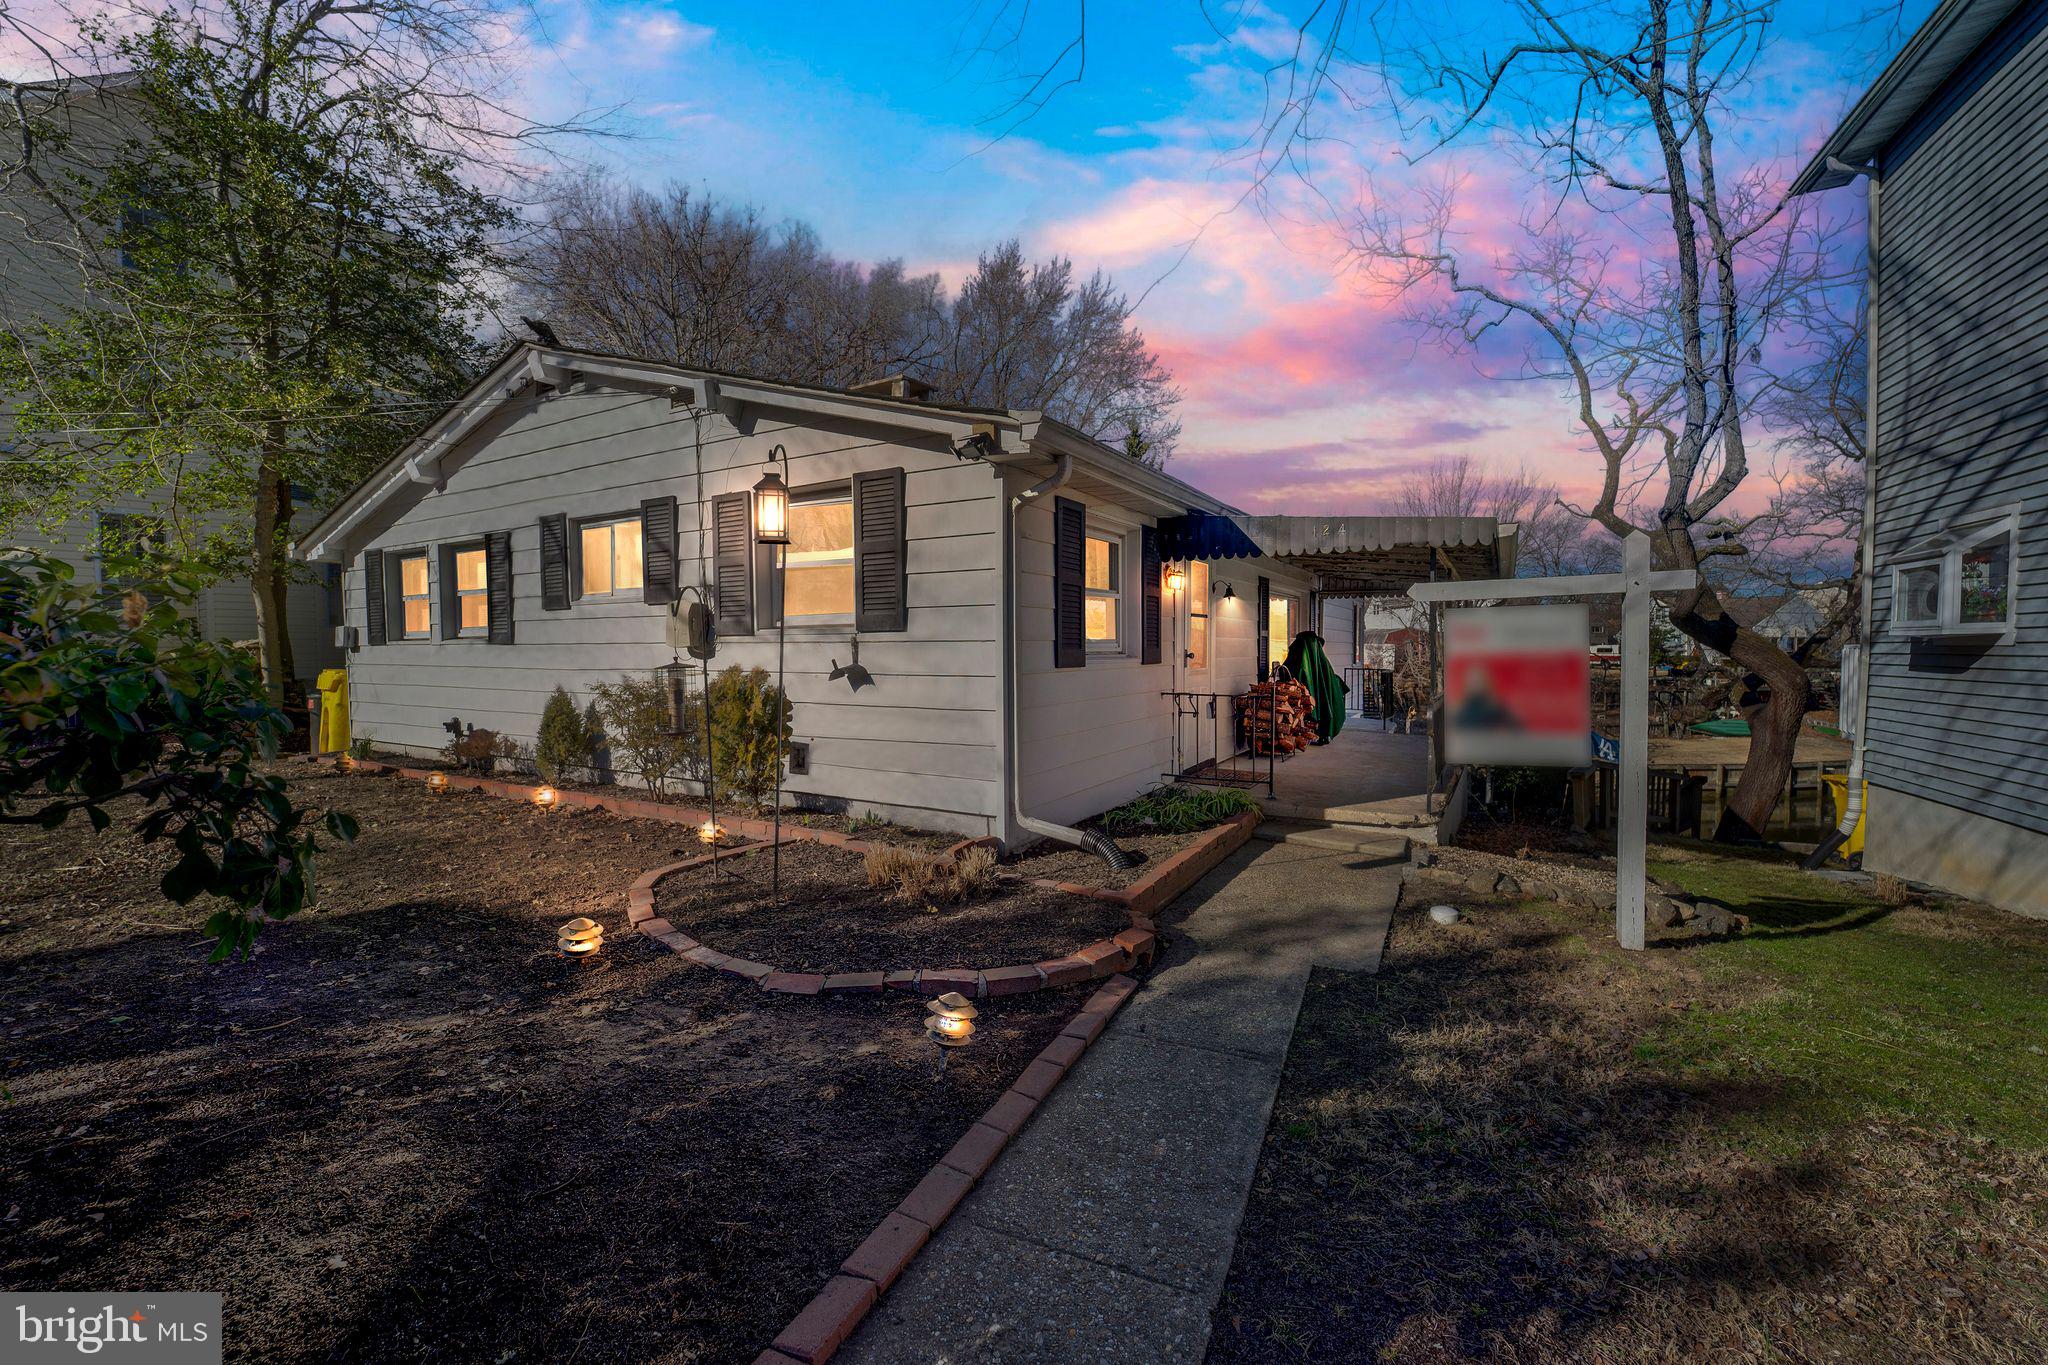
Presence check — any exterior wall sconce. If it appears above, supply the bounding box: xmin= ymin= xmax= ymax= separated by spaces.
xmin=1165 ymin=565 xmax=1187 ymax=594
xmin=1216 ymin=580 xmax=1236 ymax=600
xmin=558 ymin=916 xmax=603 ymax=956
xmin=426 ymin=771 xmax=449 ymax=793
xmin=925 ymin=991 xmax=978 ymax=1047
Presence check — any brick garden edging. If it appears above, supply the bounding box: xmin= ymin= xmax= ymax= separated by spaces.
xmin=1023 ymin=809 xmax=1260 ymax=920
xmin=756 ymin=974 xmax=1142 ymax=1364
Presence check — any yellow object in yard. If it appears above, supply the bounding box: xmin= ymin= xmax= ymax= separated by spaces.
xmin=315 ymin=668 xmax=350 ymax=755
xmin=1820 ymin=774 xmax=1866 ymax=857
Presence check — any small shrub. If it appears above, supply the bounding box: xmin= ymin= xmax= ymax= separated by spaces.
xmin=444 ymin=727 xmax=520 ymax=775
xmin=591 ymin=675 xmax=699 ymax=797
xmin=708 ymin=665 xmax=792 ymax=807
xmin=1872 ymin=872 xmax=1913 ymax=906
xmin=863 ymin=844 xmax=996 ymax=905
xmin=954 ymin=845 xmax=998 ymax=896
xmin=346 ymin=735 xmax=375 ymax=760
xmin=1101 ymin=784 xmax=1261 ymax=836
xmin=535 ymin=686 xmax=601 ymax=784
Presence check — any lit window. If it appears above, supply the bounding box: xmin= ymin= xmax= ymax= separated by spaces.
xmin=1892 ymin=510 xmax=2018 ymax=638
xmin=1268 ymin=595 xmax=1293 ymax=666
xmin=1187 ymin=561 xmax=1210 ymax=668
xmin=580 ymin=517 xmax=644 ymax=597
xmin=398 ymin=552 xmax=430 ymax=638
xmin=786 ymin=493 xmax=855 ymax=621
xmin=1085 ymin=534 xmax=1121 ymax=648
xmin=454 ymin=547 xmax=488 ymax=635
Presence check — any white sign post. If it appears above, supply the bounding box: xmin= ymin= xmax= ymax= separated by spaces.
xmin=1409 ymin=530 xmax=1698 ymax=950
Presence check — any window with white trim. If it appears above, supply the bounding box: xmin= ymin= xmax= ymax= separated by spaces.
xmin=785 ymin=490 xmax=856 ymax=623
xmin=398 ymin=551 xmax=431 ymax=639
xmin=1085 ymin=533 xmax=1121 ymax=650
xmin=453 ymin=546 xmax=488 ymax=636
xmin=579 ymin=516 xmax=644 ymax=597
xmin=1891 ymin=509 xmax=2018 ymax=638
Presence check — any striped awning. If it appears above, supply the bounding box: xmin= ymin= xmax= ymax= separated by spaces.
xmin=1154 ymin=511 xmax=1516 ymax=593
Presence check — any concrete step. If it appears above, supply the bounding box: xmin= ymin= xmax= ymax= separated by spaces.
xmin=1252 ymin=821 xmax=1412 ymax=860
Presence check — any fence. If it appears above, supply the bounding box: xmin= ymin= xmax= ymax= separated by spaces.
xmin=1163 ymin=690 xmax=1276 ymax=796
xmin=1575 ymin=759 xmax=1849 ymax=837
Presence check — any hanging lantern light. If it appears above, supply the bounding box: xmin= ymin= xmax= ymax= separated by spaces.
xmin=925 ymin=992 xmax=979 ymax=1048
xmin=532 ymin=785 xmax=559 ymax=810
xmin=426 ymin=771 xmax=449 ymax=793
xmin=753 ymin=463 xmax=790 ymax=545
xmin=557 ymin=916 xmax=604 ymax=956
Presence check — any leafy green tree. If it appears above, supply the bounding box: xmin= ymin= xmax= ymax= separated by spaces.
xmin=534 ymin=685 xmax=601 ymax=785
xmin=590 ymin=675 xmax=699 ymax=798
xmin=707 ymin=666 xmax=792 ymax=807
xmin=0 ymin=551 xmax=356 ymax=958
xmin=0 ymin=0 xmax=539 ymax=697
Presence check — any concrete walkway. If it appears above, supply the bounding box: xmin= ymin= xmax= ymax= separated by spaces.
xmin=840 ymin=833 xmax=1407 ymax=1364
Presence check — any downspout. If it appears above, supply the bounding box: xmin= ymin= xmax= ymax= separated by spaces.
xmin=1807 ymin=161 xmax=1880 ymax=870
xmin=1003 ymin=452 xmax=1139 ymax=869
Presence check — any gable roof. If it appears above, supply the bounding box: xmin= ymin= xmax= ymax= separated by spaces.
xmin=294 ymin=343 xmax=1028 ymax=561
xmin=1792 ymin=0 xmax=2030 ymax=193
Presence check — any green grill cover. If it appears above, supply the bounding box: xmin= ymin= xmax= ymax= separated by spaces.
xmin=1284 ymin=630 xmax=1348 ymax=741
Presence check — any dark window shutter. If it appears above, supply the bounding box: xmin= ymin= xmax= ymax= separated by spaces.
xmin=713 ymin=491 xmax=754 ymax=635
xmin=853 ymin=467 xmax=907 ymax=633
xmin=1140 ymin=525 xmax=1162 ymax=665
xmin=1256 ymin=575 xmax=1271 ymax=682
xmin=486 ymin=531 xmax=514 ymax=644
xmin=363 ymin=551 xmax=387 ymax=645
xmin=640 ymin=495 xmax=679 ymax=605
xmin=538 ymin=513 xmax=570 ymax=611
xmin=1053 ymin=495 xmax=1086 ymax=669
xmin=438 ymin=544 xmax=459 ymax=640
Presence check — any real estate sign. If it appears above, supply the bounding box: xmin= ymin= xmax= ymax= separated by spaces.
xmin=1444 ymin=604 xmax=1591 ymax=767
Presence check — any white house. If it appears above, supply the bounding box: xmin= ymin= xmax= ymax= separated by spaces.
xmin=295 ymin=342 xmax=1515 ymax=846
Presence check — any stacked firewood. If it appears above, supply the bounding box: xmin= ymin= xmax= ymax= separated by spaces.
xmin=1236 ymin=679 xmax=1319 ymax=755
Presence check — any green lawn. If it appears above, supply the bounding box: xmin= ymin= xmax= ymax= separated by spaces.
xmin=1643 ymin=850 xmax=2048 ymax=1150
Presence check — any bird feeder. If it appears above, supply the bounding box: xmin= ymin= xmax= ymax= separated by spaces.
xmin=925 ymin=992 xmax=979 ymax=1048
xmin=557 ymin=916 xmax=604 ymax=956
xmin=532 ymin=785 xmax=560 ymax=810
xmin=657 ymin=657 xmax=693 ymax=736
xmin=426 ymin=771 xmax=449 ymax=793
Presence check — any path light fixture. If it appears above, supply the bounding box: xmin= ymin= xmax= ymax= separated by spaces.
xmin=532 ymin=785 xmax=559 ymax=811
xmin=557 ymin=916 xmax=604 ymax=957
xmin=698 ymin=819 xmax=727 ymax=846
xmin=925 ymin=992 xmax=978 ymax=1047
xmin=426 ymin=771 xmax=449 ymax=793
xmin=755 ymin=445 xmax=794 ymax=913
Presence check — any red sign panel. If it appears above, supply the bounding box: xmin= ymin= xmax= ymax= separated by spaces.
xmin=1444 ymin=604 xmax=1591 ymax=767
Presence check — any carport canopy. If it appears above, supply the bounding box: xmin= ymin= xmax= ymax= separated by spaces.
xmin=1155 ymin=510 xmax=1518 ymax=595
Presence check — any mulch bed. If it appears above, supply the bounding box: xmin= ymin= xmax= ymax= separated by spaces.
xmin=1006 ymin=827 xmax=1204 ymax=891
xmin=652 ymin=841 xmax=1131 ymax=974
xmin=0 ymin=764 xmax=1086 ymax=1363
xmin=1208 ymin=892 xmax=2048 ymax=1362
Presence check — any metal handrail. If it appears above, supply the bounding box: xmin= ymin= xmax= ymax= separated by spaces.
xmin=1162 ymin=690 xmax=1276 ymax=796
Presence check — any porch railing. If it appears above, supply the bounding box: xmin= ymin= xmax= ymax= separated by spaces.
xmin=1163 ymin=690 xmax=1276 ymax=796
xmin=1343 ymin=666 xmax=1400 ymax=730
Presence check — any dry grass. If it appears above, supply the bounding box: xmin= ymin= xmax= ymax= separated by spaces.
xmin=1211 ymin=856 xmax=2048 ymax=1364
xmin=862 ymin=844 xmax=999 ymax=906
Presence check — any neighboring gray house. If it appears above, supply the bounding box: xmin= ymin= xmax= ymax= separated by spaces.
xmin=1794 ymin=0 xmax=2048 ymax=915
xmin=295 ymin=342 xmax=1515 ymax=844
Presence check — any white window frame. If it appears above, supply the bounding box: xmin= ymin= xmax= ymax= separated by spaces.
xmin=1890 ymin=508 xmax=2019 ymax=642
xmin=576 ymin=514 xmax=644 ymax=600
xmin=1084 ymin=530 xmax=1125 ymax=654
xmin=452 ymin=544 xmax=489 ymax=638
xmin=783 ymin=486 xmax=857 ymax=627
xmin=396 ymin=550 xmax=431 ymax=640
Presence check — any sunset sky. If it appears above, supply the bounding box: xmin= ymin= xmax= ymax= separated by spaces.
xmin=8 ymin=1 xmax=1927 ymax=517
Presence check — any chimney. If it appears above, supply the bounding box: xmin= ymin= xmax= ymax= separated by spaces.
xmin=846 ymin=372 xmax=934 ymax=403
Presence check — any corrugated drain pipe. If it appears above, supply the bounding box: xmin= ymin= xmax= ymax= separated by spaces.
xmin=1006 ymin=454 xmax=1139 ymax=871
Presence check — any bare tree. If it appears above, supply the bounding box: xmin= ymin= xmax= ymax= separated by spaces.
xmin=1396 ymin=454 xmax=1604 ymax=577
xmin=520 ymin=181 xmax=1183 ymax=462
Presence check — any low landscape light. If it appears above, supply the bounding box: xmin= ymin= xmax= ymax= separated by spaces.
xmin=925 ymin=992 xmax=979 ymax=1048
xmin=532 ymin=785 xmax=559 ymax=810
xmin=426 ymin=772 xmax=449 ymax=792
xmin=698 ymin=819 xmax=727 ymax=845
xmin=558 ymin=916 xmax=604 ymax=956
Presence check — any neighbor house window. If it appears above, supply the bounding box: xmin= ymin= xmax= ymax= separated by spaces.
xmin=785 ymin=490 xmax=856 ymax=622
xmin=398 ymin=551 xmax=430 ymax=638
xmin=453 ymin=546 xmax=488 ymax=636
xmin=95 ymin=511 xmax=163 ymax=586
xmin=1268 ymin=594 xmax=1293 ymax=667
xmin=1892 ymin=509 xmax=2018 ymax=638
xmin=1187 ymin=560 xmax=1210 ymax=669
xmin=579 ymin=516 xmax=644 ymax=597
xmin=1085 ymin=533 xmax=1121 ymax=649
